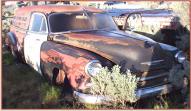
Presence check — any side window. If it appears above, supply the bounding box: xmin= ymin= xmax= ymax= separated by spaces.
xmin=29 ymin=13 xmax=47 ymax=33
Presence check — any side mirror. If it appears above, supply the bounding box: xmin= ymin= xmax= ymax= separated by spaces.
xmin=123 ymin=13 xmax=142 ymax=32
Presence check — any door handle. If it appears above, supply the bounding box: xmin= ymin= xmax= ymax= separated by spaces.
xmin=36 ymin=39 xmax=40 ymax=41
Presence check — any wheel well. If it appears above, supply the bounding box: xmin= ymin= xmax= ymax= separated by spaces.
xmin=53 ymin=67 xmax=59 ymax=75
xmin=52 ymin=67 xmax=60 ymax=84
xmin=52 ymin=67 xmax=66 ymax=85
xmin=51 ymin=67 xmax=73 ymax=93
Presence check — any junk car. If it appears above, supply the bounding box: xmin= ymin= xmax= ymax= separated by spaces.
xmin=5 ymin=5 xmax=188 ymax=104
xmin=104 ymin=1 xmax=180 ymax=33
xmin=107 ymin=8 xmax=182 ymax=47
xmin=109 ymin=9 xmax=179 ymax=31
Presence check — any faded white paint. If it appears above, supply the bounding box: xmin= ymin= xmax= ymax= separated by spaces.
xmin=24 ymin=33 xmax=47 ymax=74
xmin=24 ymin=13 xmax=48 ymax=75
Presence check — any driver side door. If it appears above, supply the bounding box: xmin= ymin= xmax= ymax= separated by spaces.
xmin=24 ymin=12 xmax=48 ymax=74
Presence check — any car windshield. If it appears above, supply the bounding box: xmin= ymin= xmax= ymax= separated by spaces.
xmin=87 ymin=12 xmax=118 ymax=31
xmin=48 ymin=12 xmax=118 ymax=33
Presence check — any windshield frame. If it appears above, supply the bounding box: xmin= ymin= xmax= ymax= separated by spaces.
xmin=48 ymin=11 xmax=119 ymax=33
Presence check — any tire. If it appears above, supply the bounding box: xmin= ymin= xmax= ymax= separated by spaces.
xmin=9 ymin=43 xmax=21 ymax=63
xmin=4 ymin=36 xmax=11 ymax=50
xmin=6 ymin=34 xmax=17 ymax=57
xmin=8 ymin=38 xmax=23 ymax=63
xmin=6 ymin=33 xmax=25 ymax=63
xmin=10 ymin=44 xmax=16 ymax=58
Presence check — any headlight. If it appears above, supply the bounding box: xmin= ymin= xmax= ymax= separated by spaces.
xmin=85 ymin=60 xmax=102 ymax=77
xmin=175 ymin=51 xmax=186 ymax=63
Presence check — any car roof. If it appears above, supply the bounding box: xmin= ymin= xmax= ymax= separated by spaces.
xmin=13 ymin=5 xmax=104 ymax=30
xmin=16 ymin=5 xmax=104 ymax=14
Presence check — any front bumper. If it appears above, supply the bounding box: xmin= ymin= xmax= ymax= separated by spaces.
xmin=73 ymin=84 xmax=173 ymax=104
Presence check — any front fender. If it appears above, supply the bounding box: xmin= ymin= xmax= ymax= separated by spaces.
xmin=40 ymin=41 xmax=97 ymax=90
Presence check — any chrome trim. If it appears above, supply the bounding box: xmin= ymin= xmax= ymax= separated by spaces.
xmin=159 ymin=43 xmax=177 ymax=51
xmin=136 ymin=84 xmax=172 ymax=99
xmin=139 ymin=72 xmax=168 ymax=81
xmin=73 ymin=91 xmax=111 ymax=104
xmin=73 ymin=84 xmax=172 ymax=104
xmin=175 ymin=51 xmax=186 ymax=63
xmin=84 ymin=60 xmax=102 ymax=76
xmin=175 ymin=51 xmax=183 ymax=59
xmin=141 ymin=60 xmax=164 ymax=66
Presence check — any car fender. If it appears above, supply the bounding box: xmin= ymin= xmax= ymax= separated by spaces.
xmin=40 ymin=41 xmax=97 ymax=90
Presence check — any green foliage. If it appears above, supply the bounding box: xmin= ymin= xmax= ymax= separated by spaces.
xmin=90 ymin=65 xmax=139 ymax=106
xmin=2 ymin=60 xmax=43 ymax=108
xmin=3 ymin=52 xmax=14 ymax=65
xmin=153 ymin=97 xmax=169 ymax=109
xmin=84 ymin=104 xmax=102 ymax=109
xmin=169 ymin=60 xmax=190 ymax=88
xmin=40 ymin=83 xmax=61 ymax=104
xmin=2 ymin=5 xmax=15 ymax=45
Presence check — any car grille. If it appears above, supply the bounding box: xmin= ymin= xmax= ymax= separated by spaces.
xmin=137 ymin=69 xmax=169 ymax=88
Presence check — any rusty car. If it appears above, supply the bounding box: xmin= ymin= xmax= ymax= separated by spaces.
xmin=107 ymin=8 xmax=184 ymax=48
xmin=104 ymin=1 xmax=179 ymax=33
xmin=5 ymin=5 xmax=188 ymax=104
xmin=109 ymin=8 xmax=179 ymax=30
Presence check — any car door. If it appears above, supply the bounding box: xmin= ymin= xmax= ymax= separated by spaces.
xmin=24 ymin=12 xmax=48 ymax=75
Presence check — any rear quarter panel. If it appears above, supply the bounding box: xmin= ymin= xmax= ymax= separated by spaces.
xmin=10 ymin=26 xmax=26 ymax=52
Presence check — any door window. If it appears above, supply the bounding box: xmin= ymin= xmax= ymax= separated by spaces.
xmin=29 ymin=13 xmax=47 ymax=33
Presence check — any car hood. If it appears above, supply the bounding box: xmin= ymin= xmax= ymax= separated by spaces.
xmin=50 ymin=30 xmax=173 ymax=72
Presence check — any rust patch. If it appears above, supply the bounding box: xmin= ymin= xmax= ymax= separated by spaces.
xmin=40 ymin=42 xmax=96 ymax=90
xmin=56 ymin=69 xmax=65 ymax=84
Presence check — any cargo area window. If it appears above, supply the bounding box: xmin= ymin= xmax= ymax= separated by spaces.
xmin=29 ymin=13 xmax=47 ymax=33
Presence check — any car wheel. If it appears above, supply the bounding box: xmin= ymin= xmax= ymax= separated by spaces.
xmin=4 ymin=36 xmax=11 ymax=50
xmin=9 ymin=42 xmax=23 ymax=63
xmin=10 ymin=44 xmax=16 ymax=58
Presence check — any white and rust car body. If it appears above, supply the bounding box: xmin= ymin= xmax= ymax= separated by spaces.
xmin=6 ymin=5 xmax=187 ymax=104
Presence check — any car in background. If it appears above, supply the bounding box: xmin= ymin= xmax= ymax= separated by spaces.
xmin=104 ymin=1 xmax=182 ymax=48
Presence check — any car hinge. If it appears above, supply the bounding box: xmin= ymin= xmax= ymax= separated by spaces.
xmin=47 ymin=35 xmax=54 ymax=41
